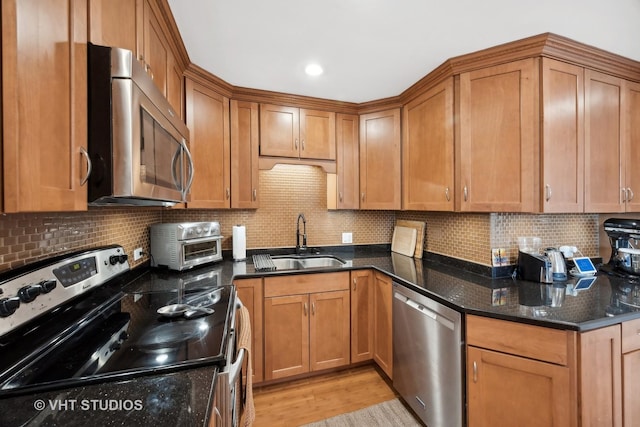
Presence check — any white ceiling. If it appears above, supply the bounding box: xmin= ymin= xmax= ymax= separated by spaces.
xmin=167 ymin=0 xmax=640 ymax=103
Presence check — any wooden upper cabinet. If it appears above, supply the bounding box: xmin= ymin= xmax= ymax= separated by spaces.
xmin=259 ymin=104 xmax=336 ymax=160
xmin=88 ymin=0 xmax=141 ymax=53
xmin=359 ymin=108 xmax=401 ymax=210
xmin=584 ymin=70 xmax=624 ymax=213
xmin=2 ymin=0 xmax=89 ymax=212
xmin=402 ymin=78 xmax=454 ymax=211
xmin=623 ymin=80 xmax=640 ymax=212
xmin=185 ymin=78 xmax=231 ymax=209
xmin=540 ymin=58 xmax=585 ymax=213
xmin=457 ymin=58 xmax=538 ymax=212
xmin=333 ymin=113 xmax=360 ymax=209
xmin=231 ymin=100 xmax=260 ymax=209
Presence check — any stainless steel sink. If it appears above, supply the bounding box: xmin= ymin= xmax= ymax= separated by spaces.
xmin=270 ymin=255 xmax=346 ymax=270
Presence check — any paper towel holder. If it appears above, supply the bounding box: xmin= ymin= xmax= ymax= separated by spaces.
xmin=232 ymin=224 xmax=247 ymax=261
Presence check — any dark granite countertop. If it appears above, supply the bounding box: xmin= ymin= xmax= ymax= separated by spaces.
xmin=0 ymin=366 xmax=217 ymax=427
xmin=204 ymin=245 xmax=640 ymax=332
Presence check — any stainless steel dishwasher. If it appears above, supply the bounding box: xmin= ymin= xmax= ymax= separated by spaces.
xmin=393 ymin=283 xmax=464 ymax=427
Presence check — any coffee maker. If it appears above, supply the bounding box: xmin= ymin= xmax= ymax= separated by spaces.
xmin=603 ymin=218 xmax=640 ymax=264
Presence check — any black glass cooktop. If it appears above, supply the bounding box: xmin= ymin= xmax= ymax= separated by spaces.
xmin=0 ymin=283 xmax=233 ymax=397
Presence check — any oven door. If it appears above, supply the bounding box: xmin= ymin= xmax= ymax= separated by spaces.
xmin=181 ymin=236 xmax=223 ymax=269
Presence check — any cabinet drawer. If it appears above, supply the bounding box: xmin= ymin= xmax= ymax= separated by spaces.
xmin=265 ymin=272 xmax=349 ymax=297
xmin=622 ymin=318 xmax=640 ymax=353
xmin=466 ymin=315 xmax=575 ymax=365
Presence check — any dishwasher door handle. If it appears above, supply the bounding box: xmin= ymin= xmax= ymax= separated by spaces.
xmin=394 ymin=290 xmax=455 ymax=330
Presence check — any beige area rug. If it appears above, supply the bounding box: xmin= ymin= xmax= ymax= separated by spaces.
xmin=301 ymin=398 xmax=422 ymax=427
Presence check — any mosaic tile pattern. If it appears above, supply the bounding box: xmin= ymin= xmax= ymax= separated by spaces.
xmin=0 ymin=209 xmax=162 ymax=272
xmin=0 ymin=164 xmax=605 ymax=272
xmin=164 ymin=164 xmax=396 ymax=250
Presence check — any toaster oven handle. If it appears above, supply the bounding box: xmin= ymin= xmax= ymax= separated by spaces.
xmin=181 ymin=138 xmax=195 ymax=201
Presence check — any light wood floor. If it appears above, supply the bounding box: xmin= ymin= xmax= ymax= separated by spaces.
xmin=252 ymin=364 xmax=399 ymax=426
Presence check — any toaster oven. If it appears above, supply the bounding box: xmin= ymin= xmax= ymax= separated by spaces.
xmin=150 ymin=222 xmax=223 ymax=270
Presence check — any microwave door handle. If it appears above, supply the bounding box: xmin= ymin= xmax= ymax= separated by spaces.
xmin=181 ymin=138 xmax=195 ymax=200
xmin=171 ymin=147 xmax=181 ymax=191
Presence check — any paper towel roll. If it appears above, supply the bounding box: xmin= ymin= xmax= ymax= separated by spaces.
xmin=233 ymin=225 xmax=247 ymax=261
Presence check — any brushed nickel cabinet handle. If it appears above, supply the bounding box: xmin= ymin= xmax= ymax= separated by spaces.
xmin=339 ymin=192 xmax=343 ymax=202
xmin=312 ymin=302 xmax=315 ymax=315
xmin=79 ymin=147 xmax=92 ymax=186
xmin=445 ymin=187 xmax=450 ymax=202
xmin=253 ymin=189 xmax=257 ymax=201
xmin=546 ymin=184 xmax=552 ymax=202
xmin=473 ymin=361 xmax=478 ymax=383
xmin=629 ymin=187 xmax=635 ymax=202
xmin=295 ymin=138 xmax=299 ymax=150
xmin=301 ymin=139 xmax=305 ymax=151
xmin=622 ymin=188 xmax=627 ymax=203
xmin=226 ymin=188 xmax=230 ymax=200
xmin=353 ymin=277 xmax=357 ymax=291
xmin=463 ymin=186 xmax=468 ymax=202
xmin=304 ymin=303 xmax=308 ymax=316
xmin=361 ymin=192 xmax=365 ymax=202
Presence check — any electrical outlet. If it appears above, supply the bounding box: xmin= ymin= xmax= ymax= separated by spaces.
xmin=342 ymin=232 xmax=353 ymax=244
xmin=134 ymin=248 xmax=144 ymax=261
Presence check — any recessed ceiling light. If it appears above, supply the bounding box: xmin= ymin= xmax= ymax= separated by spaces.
xmin=305 ymin=63 xmax=323 ymax=76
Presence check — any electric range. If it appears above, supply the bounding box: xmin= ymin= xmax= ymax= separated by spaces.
xmin=0 ymin=246 xmax=235 ymax=399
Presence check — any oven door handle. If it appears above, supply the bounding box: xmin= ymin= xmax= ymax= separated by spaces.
xmin=228 ymin=347 xmax=246 ymax=387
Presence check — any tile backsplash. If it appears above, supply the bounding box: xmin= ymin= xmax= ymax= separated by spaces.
xmin=0 ymin=164 xmax=604 ymax=272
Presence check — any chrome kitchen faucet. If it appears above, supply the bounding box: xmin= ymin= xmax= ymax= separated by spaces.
xmin=296 ymin=213 xmax=307 ymax=254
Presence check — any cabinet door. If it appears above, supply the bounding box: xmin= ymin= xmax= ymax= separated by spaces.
xmin=467 ymin=346 xmax=571 ymax=427
xmin=166 ymin=50 xmax=184 ymax=119
xmin=88 ymin=0 xmax=141 ymax=54
xmin=309 ymin=290 xmax=350 ymax=371
xmin=264 ymin=294 xmax=310 ymax=380
xmin=623 ymin=80 xmax=640 ymax=212
xmin=373 ymin=271 xmax=393 ymax=378
xmin=142 ymin=0 xmax=168 ymax=96
xmin=335 ymin=113 xmax=360 ymax=209
xmin=402 ymin=78 xmax=454 ymax=211
xmin=231 ymin=100 xmax=260 ymax=209
xmin=623 ymin=350 xmax=640 ymax=427
xmin=584 ymin=70 xmax=624 ymax=213
xmin=580 ymin=324 xmax=622 ymax=427
xmin=351 ymin=270 xmax=374 ymax=363
xmin=300 ymin=109 xmax=336 ymax=160
xmin=235 ymin=278 xmax=264 ymax=384
xmin=541 ymin=59 xmax=584 ymax=213
xmin=185 ymin=78 xmax=231 ymax=208
xmin=2 ymin=0 xmax=89 ymax=212
xmin=458 ymin=58 xmax=537 ymax=212
xmin=359 ymin=108 xmax=401 ymax=210
xmin=259 ymin=104 xmax=300 ymax=158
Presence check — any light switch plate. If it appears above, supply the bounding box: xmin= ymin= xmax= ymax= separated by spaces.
xmin=342 ymin=232 xmax=353 ymax=244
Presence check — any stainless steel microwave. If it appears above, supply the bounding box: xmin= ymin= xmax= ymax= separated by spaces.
xmin=87 ymin=43 xmax=193 ymax=207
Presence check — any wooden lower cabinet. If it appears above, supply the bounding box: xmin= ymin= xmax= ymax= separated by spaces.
xmin=467 ymin=346 xmax=571 ymax=427
xmin=234 ymin=278 xmax=264 ymax=384
xmin=373 ymin=271 xmax=393 ymax=378
xmin=351 ymin=270 xmax=374 ymax=363
xmin=263 ymin=272 xmax=350 ymax=381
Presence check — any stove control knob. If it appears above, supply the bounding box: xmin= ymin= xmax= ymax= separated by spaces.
xmin=18 ymin=285 xmax=41 ymax=303
xmin=118 ymin=254 xmax=128 ymax=264
xmin=109 ymin=255 xmax=119 ymax=265
xmin=196 ymin=227 xmax=203 ymax=234
xmin=39 ymin=279 xmax=57 ymax=294
xmin=0 ymin=297 xmax=20 ymax=317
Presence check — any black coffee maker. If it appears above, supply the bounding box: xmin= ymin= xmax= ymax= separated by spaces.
xmin=603 ymin=218 xmax=640 ymax=265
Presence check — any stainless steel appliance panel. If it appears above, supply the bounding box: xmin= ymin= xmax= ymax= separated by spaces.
xmin=393 ymin=283 xmax=463 ymax=427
